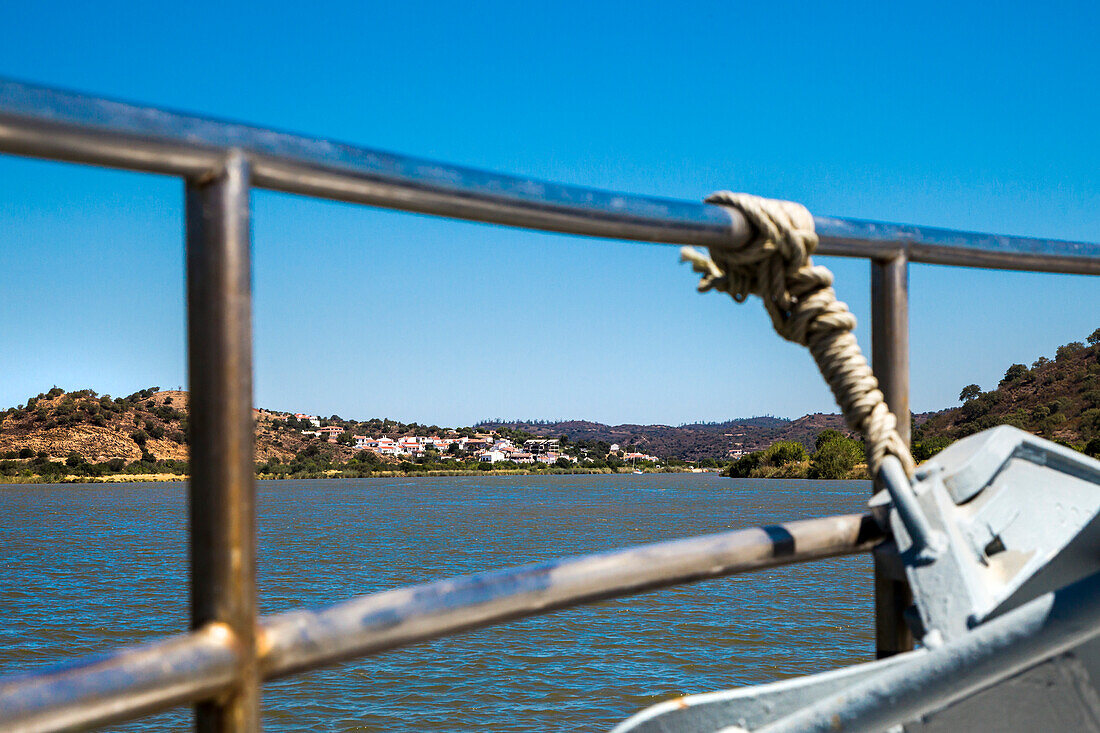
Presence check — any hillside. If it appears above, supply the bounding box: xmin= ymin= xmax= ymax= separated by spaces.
xmin=4 ymin=328 xmax=1097 ymax=482
xmin=477 ymin=413 xmax=854 ymax=461
xmin=0 ymin=388 xmax=853 ymax=468
xmin=914 ymin=329 xmax=1100 ymax=457
xmin=0 ymin=387 xmax=357 ymax=467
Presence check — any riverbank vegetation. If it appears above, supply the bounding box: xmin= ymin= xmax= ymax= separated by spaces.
xmin=724 ymin=430 xmax=866 ymax=480
xmin=3 ymin=329 xmax=1098 ymax=484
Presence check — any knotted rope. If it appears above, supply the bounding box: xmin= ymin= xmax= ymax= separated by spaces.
xmin=682 ymin=191 xmax=915 ymax=478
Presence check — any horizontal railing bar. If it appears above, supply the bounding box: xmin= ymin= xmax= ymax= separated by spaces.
xmin=261 ymin=512 xmax=882 ymax=676
xmin=0 ymin=513 xmax=882 ymax=731
xmin=1 ymin=79 xmax=1097 ymax=274
xmin=0 ymin=624 xmax=240 ymax=733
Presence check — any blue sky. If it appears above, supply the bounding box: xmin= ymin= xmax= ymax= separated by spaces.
xmin=0 ymin=1 xmax=1097 ymax=426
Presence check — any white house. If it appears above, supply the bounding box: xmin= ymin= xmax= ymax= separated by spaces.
xmin=295 ymin=413 xmax=321 ymax=428
xmin=397 ymin=437 xmax=424 ymax=456
xmin=373 ymin=438 xmax=399 ymax=456
xmin=479 ymin=450 xmax=506 ymax=463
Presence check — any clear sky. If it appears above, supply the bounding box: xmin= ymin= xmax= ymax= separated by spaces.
xmin=0 ymin=1 xmax=1097 ymax=426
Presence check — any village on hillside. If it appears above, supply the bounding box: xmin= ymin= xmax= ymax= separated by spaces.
xmin=275 ymin=412 xmax=661 ymax=466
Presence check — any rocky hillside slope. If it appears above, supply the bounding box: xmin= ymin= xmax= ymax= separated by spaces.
xmin=914 ymin=329 xmax=1100 ymax=455
xmin=0 ymin=387 xmax=352 ymax=464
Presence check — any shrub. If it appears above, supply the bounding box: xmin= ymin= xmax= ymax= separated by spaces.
xmin=1048 ymin=397 xmax=1072 ymax=415
xmin=18 ymin=448 xmax=34 ymax=459
xmin=1000 ymin=364 xmax=1029 ymax=385
xmin=1081 ymin=409 xmax=1100 ymax=434
xmin=36 ymin=460 xmax=66 ymax=478
xmin=809 ymin=434 xmax=862 ymax=479
xmin=1086 ymin=437 xmax=1100 ymax=459
xmin=961 ymin=393 xmax=997 ymax=421
xmin=131 ymin=430 xmax=148 ymax=446
xmin=65 ymin=451 xmax=84 ymax=468
xmin=1056 ymin=342 xmax=1086 ymax=362
xmin=761 ymin=441 xmax=808 ymax=467
xmin=912 ymin=435 xmax=954 ymax=463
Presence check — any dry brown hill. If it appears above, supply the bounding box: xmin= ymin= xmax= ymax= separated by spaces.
xmin=914 ymin=330 xmax=1100 ymax=456
xmin=0 ymin=386 xmax=357 ymax=465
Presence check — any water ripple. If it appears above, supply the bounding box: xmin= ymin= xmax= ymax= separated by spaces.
xmin=2 ymin=475 xmax=875 ymax=731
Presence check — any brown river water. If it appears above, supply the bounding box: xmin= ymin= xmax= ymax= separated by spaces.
xmin=2 ymin=474 xmax=875 ymax=730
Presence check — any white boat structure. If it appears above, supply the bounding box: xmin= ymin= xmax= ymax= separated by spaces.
xmin=616 ymin=426 xmax=1100 ymax=732
xmin=0 ymin=79 xmax=1097 ymax=732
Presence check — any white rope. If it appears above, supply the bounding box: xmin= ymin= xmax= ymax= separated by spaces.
xmin=683 ymin=191 xmax=915 ymax=478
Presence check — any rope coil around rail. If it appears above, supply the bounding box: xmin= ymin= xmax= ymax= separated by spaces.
xmin=683 ymin=191 xmax=916 ymax=478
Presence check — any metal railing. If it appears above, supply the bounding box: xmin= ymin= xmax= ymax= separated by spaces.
xmin=0 ymin=78 xmax=1096 ymax=733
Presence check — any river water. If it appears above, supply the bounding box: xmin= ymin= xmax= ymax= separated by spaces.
xmin=2 ymin=474 xmax=876 ymax=731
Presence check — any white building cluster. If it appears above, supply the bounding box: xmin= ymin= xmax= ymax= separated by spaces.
xmin=271 ymin=410 xmax=664 ymax=466
xmin=346 ymin=435 xmax=579 ymax=465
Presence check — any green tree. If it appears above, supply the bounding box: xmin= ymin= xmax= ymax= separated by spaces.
xmin=1086 ymin=437 xmax=1100 ymax=459
xmin=1056 ymin=342 xmax=1086 ymax=361
xmin=814 ymin=429 xmax=848 ymax=451
xmin=1000 ymin=364 xmax=1029 ymax=385
xmin=65 ymin=451 xmax=84 ymax=468
xmin=959 ymin=384 xmax=981 ymax=402
xmin=762 ymin=441 xmax=808 ymax=467
xmin=1088 ymin=328 xmax=1100 ymax=346
xmin=912 ymin=435 xmax=953 ymax=463
xmin=809 ymin=435 xmax=862 ymax=479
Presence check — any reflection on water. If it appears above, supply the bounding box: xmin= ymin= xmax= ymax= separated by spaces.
xmin=1 ymin=474 xmax=874 ymax=731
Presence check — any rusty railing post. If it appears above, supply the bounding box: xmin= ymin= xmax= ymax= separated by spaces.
xmin=186 ymin=151 xmax=259 ymax=732
xmin=871 ymin=252 xmax=914 ymax=658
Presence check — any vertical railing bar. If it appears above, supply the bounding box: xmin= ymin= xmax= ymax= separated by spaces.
xmin=185 ymin=150 xmax=259 ymax=732
xmin=870 ymin=253 xmax=915 ymax=658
